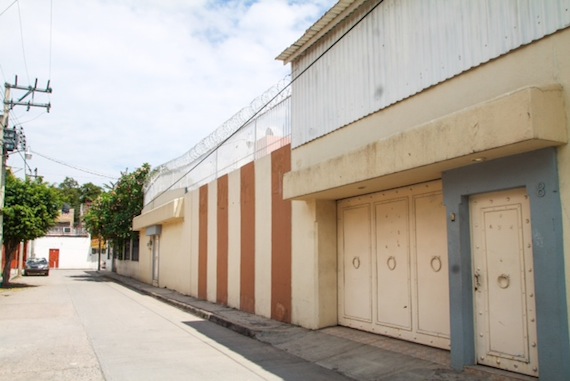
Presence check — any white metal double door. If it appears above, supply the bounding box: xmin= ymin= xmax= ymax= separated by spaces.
xmin=338 ymin=181 xmax=450 ymax=349
xmin=470 ymin=188 xmax=539 ymax=376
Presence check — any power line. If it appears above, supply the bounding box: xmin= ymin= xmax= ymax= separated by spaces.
xmin=30 ymin=150 xmax=118 ymax=180
xmin=0 ymin=0 xmax=18 ymax=17
xmin=12 ymin=148 xmax=34 ymax=178
xmin=48 ymin=0 xmax=53 ymax=80
xmin=5 ymin=110 xmax=46 ymax=126
xmin=16 ymin=1 xmax=30 ymax=83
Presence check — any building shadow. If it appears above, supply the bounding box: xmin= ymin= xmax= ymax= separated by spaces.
xmin=67 ymin=270 xmax=112 ymax=282
xmin=182 ymin=320 xmax=349 ymax=381
xmin=0 ymin=282 xmax=37 ymax=289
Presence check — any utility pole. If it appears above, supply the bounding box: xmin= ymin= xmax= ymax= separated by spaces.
xmin=1 ymin=76 xmax=51 ymax=275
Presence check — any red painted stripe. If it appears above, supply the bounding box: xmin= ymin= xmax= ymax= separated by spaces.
xmin=240 ymin=162 xmax=256 ymax=313
xmin=271 ymin=144 xmax=292 ymax=323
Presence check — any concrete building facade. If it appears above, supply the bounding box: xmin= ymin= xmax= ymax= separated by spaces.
xmin=126 ymin=1 xmax=570 ymax=379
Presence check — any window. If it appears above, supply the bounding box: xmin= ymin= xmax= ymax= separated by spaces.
xmin=124 ymin=240 xmax=131 ymax=261
xmin=115 ymin=243 xmax=124 ymax=260
xmin=131 ymin=233 xmax=140 ymax=262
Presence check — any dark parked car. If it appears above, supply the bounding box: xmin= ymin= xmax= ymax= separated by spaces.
xmin=24 ymin=257 xmax=49 ymax=276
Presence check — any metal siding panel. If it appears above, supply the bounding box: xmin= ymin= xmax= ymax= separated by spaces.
xmin=291 ymin=0 xmax=570 ymax=148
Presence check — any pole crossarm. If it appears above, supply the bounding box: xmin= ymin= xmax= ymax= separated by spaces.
xmin=5 ymin=78 xmax=52 ymax=93
xmin=4 ymin=77 xmax=53 ymax=113
xmin=3 ymin=100 xmax=51 ymax=112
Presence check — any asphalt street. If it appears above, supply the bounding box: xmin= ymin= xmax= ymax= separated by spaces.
xmin=0 ymin=270 xmax=351 ymax=381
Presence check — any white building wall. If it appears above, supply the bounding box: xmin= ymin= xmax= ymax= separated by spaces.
xmin=33 ymin=236 xmax=95 ymax=269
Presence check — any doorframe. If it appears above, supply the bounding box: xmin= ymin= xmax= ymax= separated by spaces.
xmin=151 ymin=235 xmax=159 ymax=287
xmin=443 ymin=148 xmax=569 ymax=380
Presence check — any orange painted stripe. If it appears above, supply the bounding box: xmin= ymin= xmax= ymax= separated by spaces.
xmin=271 ymin=144 xmax=292 ymax=323
xmin=240 ymin=162 xmax=256 ymax=313
xmin=217 ymin=175 xmax=229 ymax=305
xmin=198 ymin=185 xmax=208 ymax=300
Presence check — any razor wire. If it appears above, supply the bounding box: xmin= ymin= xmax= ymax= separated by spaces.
xmin=144 ymin=74 xmax=292 ymax=206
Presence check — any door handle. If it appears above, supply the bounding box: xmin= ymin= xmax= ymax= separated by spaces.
xmin=474 ymin=269 xmax=481 ymax=292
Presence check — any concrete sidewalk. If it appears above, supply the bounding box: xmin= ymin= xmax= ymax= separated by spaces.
xmin=99 ymin=271 xmax=529 ymax=381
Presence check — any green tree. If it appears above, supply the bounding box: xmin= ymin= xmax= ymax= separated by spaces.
xmin=57 ymin=177 xmax=80 ymax=206
xmin=79 ymin=182 xmax=103 ymax=204
xmin=84 ymin=164 xmax=150 ymax=259
xmin=83 ymin=191 xmax=111 ymax=270
xmin=1 ymin=172 xmax=61 ymax=287
xmin=55 ymin=178 xmax=103 ymax=226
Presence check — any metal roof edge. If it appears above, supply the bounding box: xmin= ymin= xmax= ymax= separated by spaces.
xmin=276 ymin=0 xmax=368 ymax=64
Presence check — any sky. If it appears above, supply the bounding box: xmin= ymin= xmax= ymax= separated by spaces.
xmin=0 ymin=0 xmax=335 ymax=187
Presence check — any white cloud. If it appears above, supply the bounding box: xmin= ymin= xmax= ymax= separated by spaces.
xmin=0 ymin=0 xmax=335 ymax=185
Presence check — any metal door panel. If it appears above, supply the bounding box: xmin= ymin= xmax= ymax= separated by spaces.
xmin=338 ymin=180 xmax=450 ymax=349
xmin=49 ymin=249 xmax=60 ymax=269
xmin=484 ymin=208 xmax=526 ymax=357
xmin=414 ymin=193 xmax=450 ymax=339
xmin=341 ymin=205 xmax=372 ymax=322
xmin=375 ymin=198 xmax=411 ymax=329
xmin=471 ymin=189 xmax=539 ymax=376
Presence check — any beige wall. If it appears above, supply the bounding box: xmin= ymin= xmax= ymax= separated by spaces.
xmin=157 ymin=221 xmax=189 ymax=293
xmin=117 ymin=230 xmax=153 ymax=285
xmin=115 ymin=260 xmax=140 ymax=281
xmin=227 ymin=171 xmax=241 ymax=309
xmin=125 ymin=146 xmax=293 ymax=322
xmin=188 ymin=188 xmax=200 ymax=297
xmin=207 ymin=181 xmax=218 ymax=302
xmin=291 ymin=199 xmax=337 ymax=329
xmin=254 ymin=155 xmax=272 ymax=318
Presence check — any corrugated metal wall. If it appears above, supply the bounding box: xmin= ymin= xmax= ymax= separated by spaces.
xmin=291 ymin=0 xmax=570 ymax=147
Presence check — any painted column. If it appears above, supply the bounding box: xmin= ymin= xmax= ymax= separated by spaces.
xmin=255 ymin=155 xmax=272 ymax=318
xmin=227 ymin=170 xmax=241 ymax=309
xmin=271 ymin=145 xmax=292 ymax=323
xmin=240 ymin=162 xmax=256 ymax=313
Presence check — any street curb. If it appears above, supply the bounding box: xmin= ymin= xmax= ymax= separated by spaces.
xmin=100 ymin=272 xmax=259 ymax=339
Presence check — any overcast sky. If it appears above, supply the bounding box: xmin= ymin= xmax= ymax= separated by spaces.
xmin=0 ymin=0 xmax=335 ymax=186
